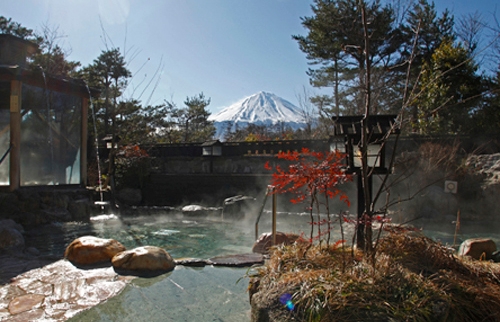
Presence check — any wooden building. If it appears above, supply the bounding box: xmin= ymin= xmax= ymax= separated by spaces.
xmin=0 ymin=34 xmax=99 ymax=191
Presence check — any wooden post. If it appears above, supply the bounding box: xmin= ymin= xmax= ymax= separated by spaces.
xmin=272 ymin=192 xmax=277 ymax=245
xmin=356 ymin=174 xmax=372 ymax=250
xmin=81 ymin=97 xmax=88 ymax=186
xmin=9 ymin=80 xmax=21 ymax=191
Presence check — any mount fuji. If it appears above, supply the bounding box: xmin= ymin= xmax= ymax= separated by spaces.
xmin=209 ymin=91 xmax=307 ymax=139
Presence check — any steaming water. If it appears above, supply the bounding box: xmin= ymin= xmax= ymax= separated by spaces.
xmin=24 ymin=209 xmax=319 ymax=259
xmin=24 ymin=208 xmax=337 ymax=321
xmin=23 ymin=208 xmax=500 ymax=321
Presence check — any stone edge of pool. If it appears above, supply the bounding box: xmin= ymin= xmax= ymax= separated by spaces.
xmin=0 ymin=253 xmax=264 ymax=321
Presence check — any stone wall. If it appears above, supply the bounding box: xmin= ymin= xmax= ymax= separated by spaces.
xmin=0 ymin=188 xmax=92 ymax=226
xmin=141 ymin=173 xmax=271 ymax=206
xmin=136 ymin=139 xmax=499 ymax=214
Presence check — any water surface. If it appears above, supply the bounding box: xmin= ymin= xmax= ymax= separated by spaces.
xmin=24 ymin=209 xmax=500 ymax=321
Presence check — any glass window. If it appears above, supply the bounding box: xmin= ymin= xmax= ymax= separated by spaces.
xmin=20 ymin=83 xmax=81 ymax=185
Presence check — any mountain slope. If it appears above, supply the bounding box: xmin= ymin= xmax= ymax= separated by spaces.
xmin=209 ymin=91 xmax=307 ymax=139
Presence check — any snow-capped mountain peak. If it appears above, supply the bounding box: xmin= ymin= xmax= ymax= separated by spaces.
xmin=210 ymin=91 xmax=304 ymax=124
xmin=209 ymin=91 xmax=307 ymax=139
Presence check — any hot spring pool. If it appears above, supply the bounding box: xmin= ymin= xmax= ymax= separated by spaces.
xmin=23 ymin=208 xmax=321 ymax=321
xmin=68 ymin=265 xmax=253 ymax=321
xmin=22 ymin=209 xmax=500 ymax=321
xmin=24 ymin=209 xmax=314 ymax=259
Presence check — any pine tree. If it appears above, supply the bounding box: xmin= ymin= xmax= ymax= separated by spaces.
xmin=293 ymin=0 xmax=401 ymax=116
xmin=413 ymin=40 xmax=484 ymax=134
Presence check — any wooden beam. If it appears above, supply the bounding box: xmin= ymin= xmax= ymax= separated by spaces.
xmin=81 ymin=97 xmax=88 ymax=186
xmin=9 ymin=80 xmax=21 ymax=190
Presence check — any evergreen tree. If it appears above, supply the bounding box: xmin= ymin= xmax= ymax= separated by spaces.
xmin=401 ymin=0 xmax=455 ymax=68
xmin=413 ymin=40 xmax=485 ymax=134
xmin=30 ymin=24 xmax=81 ymax=77
xmin=144 ymin=94 xmax=216 ymax=144
xmin=401 ymin=0 xmax=455 ymax=126
xmin=178 ymin=93 xmax=215 ymax=143
xmin=471 ymin=67 xmax=500 ymax=135
xmin=0 ymin=17 xmax=80 ymax=77
xmin=293 ymin=0 xmax=401 ymax=116
xmin=81 ymin=48 xmax=131 ymax=137
xmin=0 ymin=16 xmax=38 ymax=39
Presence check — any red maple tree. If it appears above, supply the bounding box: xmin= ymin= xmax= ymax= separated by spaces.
xmin=265 ymin=148 xmax=352 ymax=247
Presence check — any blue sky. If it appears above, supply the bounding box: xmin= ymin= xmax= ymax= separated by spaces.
xmin=2 ymin=0 xmax=498 ymax=113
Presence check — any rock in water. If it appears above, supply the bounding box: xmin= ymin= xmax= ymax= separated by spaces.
xmin=458 ymin=238 xmax=497 ymax=260
xmin=181 ymin=204 xmax=213 ymax=217
xmin=209 ymin=253 xmax=264 ymax=267
xmin=252 ymin=232 xmax=300 ymax=254
xmin=64 ymin=236 xmax=126 ymax=266
xmin=112 ymin=246 xmax=176 ymax=273
xmin=0 ymin=227 xmax=25 ymax=251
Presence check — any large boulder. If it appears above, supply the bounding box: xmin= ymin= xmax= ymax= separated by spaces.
xmin=458 ymin=238 xmax=497 ymax=260
xmin=0 ymin=226 xmax=25 ymax=251
xmin=64 ymin=236 xmax=126 ymax=266
xmin=252 ymin=232 xmax=300 ymax=254
xmin=0 ymin=219 xmax=24 ymax=232
xmin=111 ymin=246 xmax=176 ymax=274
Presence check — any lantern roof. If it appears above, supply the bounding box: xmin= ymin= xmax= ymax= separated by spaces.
xmin=201 ymin=140 xmax=222 ymax=147
xmin=332 ymin=115 xmax=400 ymax=140
xmin=0 ymin=34 xmax=38 ymax=67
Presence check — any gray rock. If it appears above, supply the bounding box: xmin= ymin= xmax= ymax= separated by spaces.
xmin=68 ymin=199 xmax=91 ymax=222
xmin=0 ymin=227 xmax=25 ymax=251
xmin=24 ymin=247 xmax=40 ymax=256
xmin=175 ymin=257 xmax=208 ymax=267
xmin=0 ymin=219 xmax=24 ymax=233
xmin=491 ymin=250 xmax=500 ymax=263
xmin=181 ymin=204 xmax=209 ymax=216
xmin=209 ymin=253 xmax=264 ymax=267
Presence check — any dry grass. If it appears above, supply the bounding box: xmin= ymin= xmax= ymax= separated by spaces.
xmin=250 ymin=231 xmax=500 ymax=321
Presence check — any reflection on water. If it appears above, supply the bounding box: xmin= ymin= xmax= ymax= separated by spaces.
xmin=71 ymin=266 xmax=252 ymax=322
